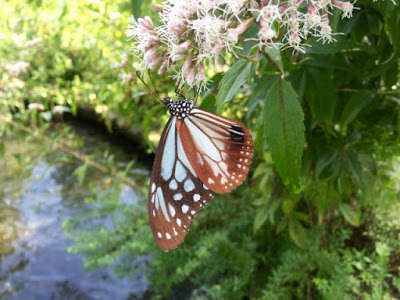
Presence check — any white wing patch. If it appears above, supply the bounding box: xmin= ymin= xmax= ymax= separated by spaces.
xmin=161 ymin=117 xmax=176 ymax=180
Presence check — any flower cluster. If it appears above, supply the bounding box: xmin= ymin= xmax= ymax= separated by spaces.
xmin=5 ymin=61 xmax=30 ymax=77
xmin=127 ymin=0 xmax=356 ymax=88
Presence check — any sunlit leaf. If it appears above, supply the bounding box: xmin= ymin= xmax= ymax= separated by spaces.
xmin=216 ymin=59 xmax=252 ymax=112
xmin=288 ymin=219 xmax=306 ymax=248
xmin=339 ymin=203 xmax=360 ymax=227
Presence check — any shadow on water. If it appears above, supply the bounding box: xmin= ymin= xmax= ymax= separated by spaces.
xmin=0 ymin=123 xmax=151 ymax=299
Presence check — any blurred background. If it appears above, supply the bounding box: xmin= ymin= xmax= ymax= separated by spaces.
xmin=1 ymin=0 xmax=400 ymax=299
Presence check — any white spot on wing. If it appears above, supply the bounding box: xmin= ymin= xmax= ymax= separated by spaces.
xmin=173 ymin=193 xmax=183 ymax=201
xmin=182 ymin=204 xmax=189 ymax=213
xmin=166 ymin=233 xmax=171 ymax=239
xmin=169 ymin=179 xmax=178 ymax=190
xmin=177 ymin=218 xmax=182 ymax=227
xmin=193 ymin=194 xmax=200 ymax=202
xmin=151 ymin=183 xmax=156 ymax=193
xmin=157 ymin=232 xmax=162 ymax=238
xmin=184 ymin=179 xmax=195 ymax=192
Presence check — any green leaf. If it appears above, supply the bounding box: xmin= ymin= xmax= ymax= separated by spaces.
xmin=340 ymin=90 xmax=373 ymax=128
xmin=0 ymin=142 xmax=4 ymax=157
xmin=73 ymin=162 xmax=88 ymax=185
xmin=264 ymin=46 xmax=283 ymax=72
xmin=305 ymin=69 xmax=338 ymax=127
xmin=216 ymin=59 xmax=252 ymax=112
xmin=288 ymin=220 xmax=306 ymax=248
xmin=264 ymin=79 xmax=305 ymax=190
xmin=339 ymin=203 xmax=360 ymax=227
xmin=306 ymin=37 xmax=368 ymax=55
xmin=254 ymin=205 xmax=269 ymax=233
xmin=143 ymin=103 xmax=164 ymax=153
xmin=40 ymin=111 xmax=53 ymax=122
xmin=344 ymin=150 xmax=364 ymax=187
xmin=131 ymin=0 xmax=142 ymax=18
xmin=382 ymin=0 xmax=400 ymax=50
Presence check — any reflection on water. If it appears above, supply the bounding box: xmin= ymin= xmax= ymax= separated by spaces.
xmin=0 ymin=126 xmax=150 ymax=299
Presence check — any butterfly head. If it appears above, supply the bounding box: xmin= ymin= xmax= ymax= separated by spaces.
xmin=164 ymin=98 xmax=194 ymax=119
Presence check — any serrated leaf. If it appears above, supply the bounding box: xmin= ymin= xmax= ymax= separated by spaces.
xmin=288 ymin=220 xmax=306 ymax=248
xmin=339 ymin=203 xmax=360 ymax=227
xmin=264 ymin=79 xmax=305 ymax=190
xmin=216 ymin=59 xmax=252 ymax=112
xmin=340 ymin=90 xmax=373 ymax=128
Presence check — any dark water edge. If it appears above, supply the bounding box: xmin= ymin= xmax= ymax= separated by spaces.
xmin=0 ymin=123 xmax=151 ymax=299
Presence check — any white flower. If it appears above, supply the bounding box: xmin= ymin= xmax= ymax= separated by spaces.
xmin=5 ymin=61 xmax=30 ymax=77
xmin=127 ymin=0 xmax=358 ymax=88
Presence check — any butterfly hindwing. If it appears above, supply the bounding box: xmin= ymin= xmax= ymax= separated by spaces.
xmin=178 ymin=108 xmax=253 ymax=194
xmin=148 ymin=116 xmax=214 ymax=251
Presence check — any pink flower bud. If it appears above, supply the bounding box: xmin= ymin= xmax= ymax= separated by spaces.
xmin=195 ymin=61 xmax=206 ymax=82
xmin=158 ymin=59 xmax=169 ymax=74
xmin=177 ymin=40 xmax=192 ymax=53
xmin=154 ymin=4 xmax=163 ymax=12
xmin=186 ymin=68 xmax=195 ymax=86
xmin=181 ymin=54 xmax=193 ymax=78
xmin=227 ymin=18 xmax=253 ymax=43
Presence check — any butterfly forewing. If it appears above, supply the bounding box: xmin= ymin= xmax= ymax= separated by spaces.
xmin=178 ymin=108 xmax=253 ymax=194
xmin=148 ymin=116 xmax=214 ymax=251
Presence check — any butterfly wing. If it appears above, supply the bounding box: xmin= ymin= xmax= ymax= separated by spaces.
xmin=178 ymin=108 xmax=253 ymax=194
xmin=148 ymin=116 xmax=214 ymax=251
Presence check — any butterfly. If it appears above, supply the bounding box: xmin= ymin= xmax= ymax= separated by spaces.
xmin=147 ymin=93 xmax=253 ymax=251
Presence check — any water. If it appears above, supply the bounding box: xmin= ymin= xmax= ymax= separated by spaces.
xmin=0 ymin=125 xmax=150 ymax=299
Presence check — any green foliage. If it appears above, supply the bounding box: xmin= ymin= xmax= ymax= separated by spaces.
xmin=263 ymin=79 xmax=304 ymax=190
xmin=216 ymin=59 xmax=253 ymax=111
xmin=2 ymin=0 xmax=400 ymax=299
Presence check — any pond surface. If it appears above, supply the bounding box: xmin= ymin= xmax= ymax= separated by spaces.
xmin=0 ymin=124 xmax=150 ymax=299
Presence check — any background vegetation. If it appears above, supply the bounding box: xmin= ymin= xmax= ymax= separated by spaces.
xmin=1 ymin=0 xmax=400 ymax=299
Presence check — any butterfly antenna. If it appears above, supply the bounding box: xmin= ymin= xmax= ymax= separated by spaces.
xmin=147 ymin=69 xmax=161 ymax=96
xmin=193 ymin=83 xmax=202 ymax=105
xmin=136 ymin=70 xmax=162 ymax=103
xmin=174 ymin=72 xmax=185 ymax=99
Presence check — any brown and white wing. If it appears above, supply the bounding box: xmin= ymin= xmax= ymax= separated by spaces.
xmin=178 ymin=108 xmax=253 ymax=194
xmin=148 ymin=116 xmax=214 ymax=251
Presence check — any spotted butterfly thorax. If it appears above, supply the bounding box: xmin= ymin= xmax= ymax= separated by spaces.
xmin=148 ymin=97 xmax=253 ymax=251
